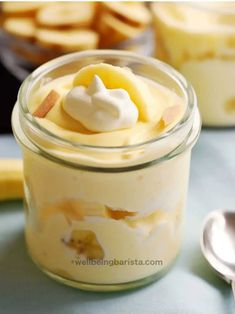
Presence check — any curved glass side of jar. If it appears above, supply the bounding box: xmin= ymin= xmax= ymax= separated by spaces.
xmin=12 ymin=51 xmax=200 ymax=291
xmin=152 ymin=2 xmax=235 ymax=127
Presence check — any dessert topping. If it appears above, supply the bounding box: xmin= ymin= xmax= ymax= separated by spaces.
xmin=63 ymin=75 xmax=138 ymax=132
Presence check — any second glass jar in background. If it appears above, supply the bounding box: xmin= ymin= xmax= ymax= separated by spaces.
xmin=152 ymin=2 xmax=235 ymax=127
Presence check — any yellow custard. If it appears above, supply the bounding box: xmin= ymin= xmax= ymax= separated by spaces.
xmin=29 ymin=63 xmax=185 ymax=146
xmin=152 ymin=2 xmax=235 ymax=126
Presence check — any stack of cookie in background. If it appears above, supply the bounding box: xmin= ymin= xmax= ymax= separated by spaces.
xmin=0 ymin=1 xmax=152 ymax=78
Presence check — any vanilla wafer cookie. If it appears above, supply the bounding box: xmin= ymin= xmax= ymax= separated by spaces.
xmin=3 ymin=17 xmax=35 ymax=40
xmin=36 ymin=2 xmax=96 ymax=28
xmin=102 ymin=2 xmax=151 ymax=27
xmin=36 ymin=29 xmax=99 ymax=52
xmin=2 ymin=2 xmax=47 ymax=15
xmin=98 ymin=13 xmax=145 ymax=48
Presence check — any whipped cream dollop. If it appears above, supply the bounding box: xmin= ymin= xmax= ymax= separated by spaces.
xmin=63 ymin=75 xmax=139 ymax=132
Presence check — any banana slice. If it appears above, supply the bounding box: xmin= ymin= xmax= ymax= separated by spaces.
xmin=102 ymin=2 xmax=151 ymax=27
xmin=2 ymin=2 xmax=46 ymax=15
xmin=36 ymin=29 xmax=98 ymax=52
xmin=73 ymin=63 xmax=158 ymax=122
xmin=0 ymin=159 xmax=24 ymax=201
xmin=36 ymin=3 xmax=95 ymax=28
xmin=3 ymin=18 xmax=36 ymax=40
xmin=98 ymin=13 xmax=145 ymax=48
xmin=66 ymin=229 xmax=104 ymax=260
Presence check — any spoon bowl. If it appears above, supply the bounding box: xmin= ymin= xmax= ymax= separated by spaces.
xmin=201 ymin=210 xmax=235 ymax=297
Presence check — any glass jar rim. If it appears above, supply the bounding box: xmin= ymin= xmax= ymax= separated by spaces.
xmin=18 ymin=49 xmax=197 ymax=154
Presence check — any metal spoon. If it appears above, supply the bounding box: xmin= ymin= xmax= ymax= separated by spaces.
xmin=201 ymin=210 xmax=235 ymax=298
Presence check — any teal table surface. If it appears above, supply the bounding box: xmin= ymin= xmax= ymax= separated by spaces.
xmin=0 ymin=132 xmax=234 ymax=314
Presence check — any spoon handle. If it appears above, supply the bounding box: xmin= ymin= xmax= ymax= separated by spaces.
xmin=232 ymin=281 xmax=235 ymax=299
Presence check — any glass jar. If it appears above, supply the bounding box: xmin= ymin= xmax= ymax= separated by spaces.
xmin=152 ymin=2 xmax=235 ymax=127
xmin=12 ymin=50 xmax=200 ymax=291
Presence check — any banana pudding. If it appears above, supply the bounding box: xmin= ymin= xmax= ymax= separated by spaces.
xmin=12 ymin=51 xmax=200 ymax=291
xmin=152 ymin=2 xmax=235 ymax=126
